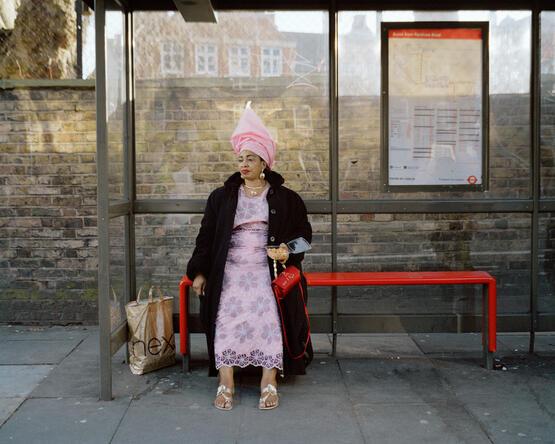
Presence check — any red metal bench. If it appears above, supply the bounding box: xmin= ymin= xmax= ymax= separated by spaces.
xmin=179 ymin=270 xmax=497 ymax=371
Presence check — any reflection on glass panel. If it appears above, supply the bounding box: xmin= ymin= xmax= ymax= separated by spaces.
xmin=338 ymin=11 xmax=531 ymax=199
xmin=540 ymin=12 xmax=555 ymax=197
xmin=336 ymin=213 xmax=531 ymax=316
xmin=135 ymin=214 xmax=200 ymax=314
xmin=135 ymin=213 xmax=331 ymax=315
xmin=109 ymin=216 xmax=126 ymax=332
xmin=106 ymin=10 xmax=125 ymax=200
xmin=305 ymin=215 xmax=332 ymax=271
xmin=539 ymin=213 xmax=555 ymax=316
xmin=304 ymin=215 xmax=332 ymax=314
xmin=133 ymin=11 xmax=329 ymax=200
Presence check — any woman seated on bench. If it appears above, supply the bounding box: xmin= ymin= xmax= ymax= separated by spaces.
xmin=186 ymin=103 xmax=313 ymax=411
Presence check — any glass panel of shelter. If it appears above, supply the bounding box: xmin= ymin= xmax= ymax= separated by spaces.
xmin=104 ymin=7 xmax=129 ymax=336
xmin=134 ymin=213 xmax=333 ymax=317
xmin=106 ymin=10 xmax=126 ymax=202
xmin=109 ymin=215 xmax=126 ymax=332
xmin=539 ymin=12 xmax=555 ymax=322
xmin=132 ymin=11 xmax=330 ymax=201
xmin=540 ymin=11 xmax=555 ymax=198
xmin=338 ymin=10 xmax=532 ymax=200
xmin=336 ymin=212 xmax=532 ymax=326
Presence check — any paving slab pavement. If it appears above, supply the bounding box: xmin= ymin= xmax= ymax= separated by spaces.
xmin=334 ymin=333 xmax=423 ymax=358
xmin=0 ymin=397 xmax=131 ymax=444
xmin=435 ymin=357 xmax=555 ymax=443
xmin=0 ymin=398 xmax=25 ymax=428
xmin=0 ymin=326 xmax=554 ymax=443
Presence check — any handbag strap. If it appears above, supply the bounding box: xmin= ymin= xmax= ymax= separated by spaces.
xmin=273 ymin=281 xmax=311 ymax=361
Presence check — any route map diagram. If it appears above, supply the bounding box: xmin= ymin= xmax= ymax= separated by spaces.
xmin=387 ymin=28 xmax=484 ymax=187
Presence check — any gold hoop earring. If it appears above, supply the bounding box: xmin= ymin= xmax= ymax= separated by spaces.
xmin=259 ymin=172 xmax=265 ymax=180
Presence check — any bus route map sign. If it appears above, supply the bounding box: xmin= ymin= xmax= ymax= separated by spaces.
xmin=382 ymin=23 xmax=488 ymax=191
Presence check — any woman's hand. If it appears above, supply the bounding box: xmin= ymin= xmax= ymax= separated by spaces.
xmin=192 ymin=274 xmax=207 ymax=296
xmin=268 ymin=243 xmax=289 ymax=264
xmin=277 ymin=243 xmax=289 ymax=264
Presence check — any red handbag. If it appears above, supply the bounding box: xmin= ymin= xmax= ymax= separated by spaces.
xmin=271 ymin=265 xmax=301 ymax=300
xmin=271 ymin=265 xmax=311 ymax=360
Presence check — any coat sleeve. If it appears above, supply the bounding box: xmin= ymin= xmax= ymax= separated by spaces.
xmin=186 ymin=191 xmax=218 ymax=280
xmin=285 ymin=192 xmax=312 ymax=268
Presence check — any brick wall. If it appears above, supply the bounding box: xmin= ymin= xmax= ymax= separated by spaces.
xmin=1 ymin=81 xmax=554 ymax=324
xmin=0 ymin=86 xmax=98 ymax=323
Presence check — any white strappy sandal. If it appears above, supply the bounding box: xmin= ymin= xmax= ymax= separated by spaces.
xmin=259 ymin=383 xmax=279 ymax=410
xmin=214 ymin=384 xmax=234 ymax=411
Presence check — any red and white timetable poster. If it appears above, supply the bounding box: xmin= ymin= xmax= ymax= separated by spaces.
xmin=387 ymin=28 xmax=484 ymax=187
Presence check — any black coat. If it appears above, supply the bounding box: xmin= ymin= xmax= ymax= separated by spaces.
xmin=186 ymin=170 xmax=313 ymax=377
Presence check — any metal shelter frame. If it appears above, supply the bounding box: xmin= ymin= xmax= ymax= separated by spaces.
xmin=93 ymin=0 xmax=555 ymax=400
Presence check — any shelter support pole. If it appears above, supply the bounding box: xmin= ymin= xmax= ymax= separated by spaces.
xmin=95 ymin=0 xmax=112 ymax=401
xmin=328 ymin=1 xmax=339 ymax=356
xmin=124 ymin=9 xmax=137 ymax=363
xmin=529 ymin=6 xmax=541 ymax=354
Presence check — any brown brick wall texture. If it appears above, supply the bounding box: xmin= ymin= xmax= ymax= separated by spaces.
xmin=1 ymin=82 xmax=554 ymax=324
xmin=0 ymin=87 xmax=97 ymax=323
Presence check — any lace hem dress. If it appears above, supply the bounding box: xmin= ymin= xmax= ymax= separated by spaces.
xmin=214 ymin=185 xmax=283 ymax=370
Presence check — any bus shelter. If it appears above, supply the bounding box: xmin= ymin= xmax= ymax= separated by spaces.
xmin=91 ymin=0 xmax=555 ymax=400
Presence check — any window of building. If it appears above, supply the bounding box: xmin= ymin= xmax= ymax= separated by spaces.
xmin=261 ymin=47 xmax=282 ymax=76
xmin=195 ymin=44 xmax=218 ymax=75
xmin=160 ymin=41 xmax=183 ymax=75
xmin=229 ymin=46 xmax=250 ymax=76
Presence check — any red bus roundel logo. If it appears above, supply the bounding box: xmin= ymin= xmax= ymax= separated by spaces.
xmin=467 ymin=175 xmax=477 ymax=185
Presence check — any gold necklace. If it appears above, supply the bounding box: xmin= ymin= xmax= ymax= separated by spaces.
xmin=243 ymin=183 xmax=266 ymax=197
xmin=243 ymin=182 xmax=265 ymax=190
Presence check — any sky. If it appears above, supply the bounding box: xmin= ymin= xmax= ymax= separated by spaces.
xmin=274 ymin=10 xmax=532 ymax=34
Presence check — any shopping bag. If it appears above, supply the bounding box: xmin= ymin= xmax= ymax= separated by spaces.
xmin=125 ymin=286 xmax=175 ymax=375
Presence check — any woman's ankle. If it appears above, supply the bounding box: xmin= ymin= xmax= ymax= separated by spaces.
xmin=218 ymin=366 xmax=234 ymax=390
xmin=260 ymin=368 xmax=278 ymax=389
xmin=219 ymin=379 xmax=234 ymax=389
xmin=260 ymin=378 xmax=277 ymax=389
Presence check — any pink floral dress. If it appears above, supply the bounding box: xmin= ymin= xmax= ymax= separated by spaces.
xmin=214 ymin=185 xmax=283 ymax=370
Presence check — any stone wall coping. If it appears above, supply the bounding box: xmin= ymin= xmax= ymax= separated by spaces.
xmin=0 ymin=79 xmax=96 ymax=89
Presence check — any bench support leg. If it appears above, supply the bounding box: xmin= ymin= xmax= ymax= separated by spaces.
xmin=185 ymin=289 xmax=191 ymax=373
xmin=482 ymin=284 xmax=493 ymax=370
xmin=186 ymin=325 xmax=191 ymax=372
xmin=179 ymin=282 xmax=191 ymax=373
xmin=331 ymin=286 xmax=338 ymax=356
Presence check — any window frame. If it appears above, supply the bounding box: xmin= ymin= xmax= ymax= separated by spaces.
xmin=228 ymin=45 xmax=251 ymax=77
xmin=260 ymin=46 xmax=283 ymax=77
xmin=160 ymin=41 xmax=184 ymax=76
xmin=195 ymin=43 xmax=219 ymax=76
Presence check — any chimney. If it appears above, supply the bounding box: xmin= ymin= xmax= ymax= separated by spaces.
xmin=351 ymin=15 xmax=370 ymax=35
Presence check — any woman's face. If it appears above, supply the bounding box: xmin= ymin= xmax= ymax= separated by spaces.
xmin=237 ymin=150 xmax=266 ymax=181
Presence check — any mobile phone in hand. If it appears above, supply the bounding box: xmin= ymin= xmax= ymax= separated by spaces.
xmin=286 ymin=237 xmax=312 ymax=254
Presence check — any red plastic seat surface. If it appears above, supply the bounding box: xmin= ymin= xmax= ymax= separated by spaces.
xmin=304 ymin=271 xmax=495 ymax=286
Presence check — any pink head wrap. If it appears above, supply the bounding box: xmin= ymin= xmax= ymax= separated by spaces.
xmin=230 ymin=105 xmax=276 ymax=169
